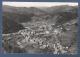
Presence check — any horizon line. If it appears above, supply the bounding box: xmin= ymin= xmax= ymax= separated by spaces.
xmin=3 ymin=2 xmax=78 ymax=7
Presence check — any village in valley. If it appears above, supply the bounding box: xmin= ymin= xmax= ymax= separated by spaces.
xmin=2 ymin=2 xmax=78 ymax=54
xmin=3 ymin=19 xmax=77 ymax=54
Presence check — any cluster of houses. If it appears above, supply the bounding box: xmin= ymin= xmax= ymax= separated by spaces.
xmin=3 ymin=19 xmax=77 ymax=54
xmin=16 ymin=23 xmax=70 ymax=54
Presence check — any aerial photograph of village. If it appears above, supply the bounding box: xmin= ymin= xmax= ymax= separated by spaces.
xmin=2 ymin=2 xmax=78 ymax=54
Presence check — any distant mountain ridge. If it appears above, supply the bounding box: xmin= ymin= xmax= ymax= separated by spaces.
xmin=3 ymin=5 xmax=78 ymax=15
xmin=3 ymin=5 xmax=47 ymax=15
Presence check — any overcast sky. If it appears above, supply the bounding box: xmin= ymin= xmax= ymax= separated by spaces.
xmin=3 ymin=2 xmax=78 ymax=7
